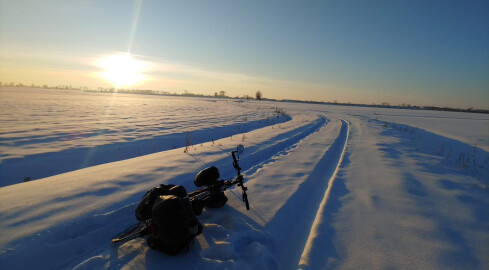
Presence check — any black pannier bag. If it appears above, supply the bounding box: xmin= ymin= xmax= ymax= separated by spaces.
xmin=135 ymin=185 xmax=203 ymax=255
xmin=135 ymin=184 xmax=175 ymax=222
xmin=194 ymin=166 xmax=220 ymax=187
xmin=148 ymin=194 xmax=203 ymax=255
xmin=201 ymin=191 xmax=228 ymax=208
xmin=194 ymin=167 xmax=228 ymax=208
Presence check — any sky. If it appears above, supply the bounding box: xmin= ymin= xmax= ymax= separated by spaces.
xmin=0 ymin=0 xmax=488 ymax=109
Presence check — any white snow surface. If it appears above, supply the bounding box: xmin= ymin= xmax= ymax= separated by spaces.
xmin=0 ymin=88 xmax=488 ymax=270
xmin=0 ymin=88 xmax=290 ymax=187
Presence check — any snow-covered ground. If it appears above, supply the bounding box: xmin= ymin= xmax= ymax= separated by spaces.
xmin=0 ymin=88 xmax=488 ymax=269
xmin=0 ymin=88 xmax=290 ymax=187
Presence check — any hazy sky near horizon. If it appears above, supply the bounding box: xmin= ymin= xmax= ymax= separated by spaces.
xmin=1 ymin=0 xmax=488 ymax=109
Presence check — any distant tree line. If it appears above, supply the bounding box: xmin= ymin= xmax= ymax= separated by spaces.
xmin=0 ymin=81 xmax=267 ymax=101
xmin=1 ymin=81 xmax=487 ymax=114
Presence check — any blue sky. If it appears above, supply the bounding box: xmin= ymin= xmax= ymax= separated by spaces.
xmin=1 ymin=0 xmax=488 ymax=109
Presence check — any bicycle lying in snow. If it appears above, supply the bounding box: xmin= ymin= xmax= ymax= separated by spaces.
xmin=111 ymin=145 xmax=250 ymax=255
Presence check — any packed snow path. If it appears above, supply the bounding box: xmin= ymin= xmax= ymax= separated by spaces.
xmin=1 ymin=100 xmax=488 ymax=270
xmin=239 ymin=117 xmax=349 ymax=269
xmin=327 ymin=115 xmax=489 ymax=269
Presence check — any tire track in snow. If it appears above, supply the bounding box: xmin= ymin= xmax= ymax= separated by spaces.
xmin=298 ymin=118 xmax=350 ymax=269
xmin=254 ymin=118 xmax=349 ymax=269
xmin=189 ymin=116 xmax=336 ymax=270
xmin=240 ymin=116 xmax=327 ymax=177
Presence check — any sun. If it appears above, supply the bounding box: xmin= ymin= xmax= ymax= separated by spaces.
xmin=96 ymin=53 xmax=147 ymax=88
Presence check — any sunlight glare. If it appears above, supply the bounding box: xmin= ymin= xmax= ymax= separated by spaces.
xmin=96 ymin=53 xmax=147 ymax=87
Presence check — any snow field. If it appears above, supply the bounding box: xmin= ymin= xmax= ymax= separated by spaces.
xmin=0 ymin=111 xmax=323 ymax=269
xmin=373 ymin=119 xmax=489 ymax=185
xmin=327 ymin=115 xmax=488 ymax=269
xmin=0 ymin=87 xmax=290 ymax=187
xmin=1 ymin=89 xmax=488 ymax=269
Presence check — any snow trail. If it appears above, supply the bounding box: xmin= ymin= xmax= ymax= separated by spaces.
xmin=329 ymin=115 xmax=489 ymax=269
xmin=298 ymin=118 xmax=350 ymax=269
xmin=235 ymin=117 xmax=350 ymax=269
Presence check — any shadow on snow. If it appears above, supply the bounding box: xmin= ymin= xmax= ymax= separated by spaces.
xmin=377 ymin=124 xmax=488 ymax=269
